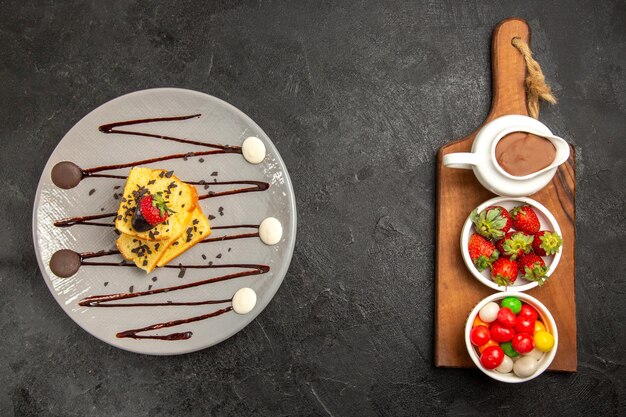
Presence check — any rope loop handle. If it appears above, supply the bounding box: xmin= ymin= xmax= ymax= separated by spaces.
xmin=511 ymin=37 xmax=557 ymax=118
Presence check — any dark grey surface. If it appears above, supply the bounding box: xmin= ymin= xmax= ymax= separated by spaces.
xmin=1 ymin=0 xmax=625 ymax=416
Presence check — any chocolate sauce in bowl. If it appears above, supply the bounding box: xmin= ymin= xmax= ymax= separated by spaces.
xmin=495 ymin=132 xmax=557 ymax=176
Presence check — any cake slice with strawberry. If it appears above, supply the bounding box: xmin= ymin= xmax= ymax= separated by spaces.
xmin=113 ymin=167 xmax=211 ymax=272
xmin=115 ymin=167 xmax=197 ymax=241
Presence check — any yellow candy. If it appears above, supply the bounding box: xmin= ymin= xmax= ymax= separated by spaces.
xmin=534 ymin=321 xmax=546 ymax=334
xmin=534 ymin=331 xmax=555 ymax=352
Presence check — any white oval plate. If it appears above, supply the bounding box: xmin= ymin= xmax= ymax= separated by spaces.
xmin=460 ymin=196 xmax=562 ymax=292
xmin=32 ymin=88 xmax=297 ymax=355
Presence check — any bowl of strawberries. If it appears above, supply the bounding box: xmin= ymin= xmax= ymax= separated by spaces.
xmin=461 ymin=196 xmax=563 ymax=291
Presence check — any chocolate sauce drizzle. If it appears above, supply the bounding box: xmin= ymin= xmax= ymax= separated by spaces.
xmin=99 ymin=114 xmax=240 ymax=151
xmin=52 ymin=114 xmax=273 ymax=341
xmin=192 ymin=180 xmax=270 ymax=200
xmin=86 ymin=114 xmax=242 ymax=174
xmin=67 ymin=249 xmax=269 ymax=340
xmin=85 ymin=261 xmax=268 ymax=340
xmin=116 ymin=307 xmax=233 ymax=340
xmin=201 ymin=225 xmax=259 ymax=243
xmin=54 ymin=213 xmax=260 ymax=244
xmin=54 ymin=212 xmax=116 ymax=228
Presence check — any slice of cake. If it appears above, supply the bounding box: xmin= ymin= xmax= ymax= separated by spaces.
xmin=157 ymin=207 xmax=212 ymax=267
xmin=113 ymin=167 xmax=211 ymax=272
xmin=115 ymin=168 xmax=197 ymax=241
xmin=116 ymin=209 xmax=194 ymax=272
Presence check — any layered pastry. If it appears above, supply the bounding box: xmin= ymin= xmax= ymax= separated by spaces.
xmin=115 ymin=167 xmax=211 ymax=272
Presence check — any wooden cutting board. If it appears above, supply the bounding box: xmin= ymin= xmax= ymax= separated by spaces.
xmin=435 ymin=17 xmax=577 ymax=371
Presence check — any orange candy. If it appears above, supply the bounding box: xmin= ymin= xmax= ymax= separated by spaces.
xmin=478 ymin=339 xmax=499 ymax=354
xmin=473 ymin=316 xmax=490 ymax=328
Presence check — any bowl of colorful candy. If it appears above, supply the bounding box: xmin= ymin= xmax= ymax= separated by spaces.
xmin=465 ymin=292 xmax=558 ymax=383
xmin=461 ymin=196 xmax=563 ymax=292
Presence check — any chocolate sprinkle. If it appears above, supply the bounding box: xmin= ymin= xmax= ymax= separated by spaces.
xmin=152 ymin=276 xmax=157 ymax=282
xmin=129 ymin=286 xmax=134 ymax=293
xmin=165 ymin=171 xmax=174 ymax=178
xmin=89 ymin=189 xmax=96 ymax=196
xmin=208 ymin=215 xmax=216 ymax=220
xmin=216 ymin=253 xmax=222 ymax=259
xmin=104 ymin=282 xmax=109 ymax=287
xmin=211 ymin=171 xmax=218 ymax=176
xmin=201 ymin=254 xmax=206 ymax=260
xmin=178 ymin=265 xmax=186 ymax=278
xmin=199 ymin=158 xmax=204 ymax=163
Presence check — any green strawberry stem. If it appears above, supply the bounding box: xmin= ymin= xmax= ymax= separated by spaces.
xmin=523 ymin=263 xmax=549 ymax=285
xmin=153 ymin=191 xmax=176 ymax=217
xmin=473 ymin=249 xmax=499 ymax=272
xmin=540 ymin=232 xmax=563 ymax=256
xmin=502 ymin=232 xmax=534 ymax=260
xmin=493 ymin=274 xmax=512 ymax=289
xmin=470 ymin=208 xmax=507 ymax=240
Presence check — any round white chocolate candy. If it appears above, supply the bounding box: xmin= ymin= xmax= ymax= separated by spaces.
xmin=232 ymin=288 xmax=257 ymax=314
xmin=525 ymin=347 xmax=544 ymax=361
xmin=478 ymin=302 xmax=499 ymax=323
xmin=513 ymin=355 xmax=539 ymax=377
xmin=495 ymin=355 xmax=514 ymax=374
xmin=259 ymin=217 xmax=282 ymax=245
xmin=242 ymin=136 xmax=266 ymax=164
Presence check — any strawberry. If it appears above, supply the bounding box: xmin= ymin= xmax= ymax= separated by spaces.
xmin=132 ymin=192 xmax=175 ymax=232
xmin=517 ymin=253 xmax=549 ymax=285
xmin=468 ymin=233 xmax=499 ymax=272
xmin=495 ymin=231 xmax=533 ymax=260
xmin=532 ymin=230 xmax=563 ymax=256
xmin=491 ymin=257 xmax=519 ymax=287
xmin=510 ymin=205 xmax=540 ymax=234
xmin=470 ymin=206 xmax=511 ymax=240
xmin=486 ymin=205 xmax=512 ymax=232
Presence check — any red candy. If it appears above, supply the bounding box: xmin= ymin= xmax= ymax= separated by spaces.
xmin=490 ymin=322 xmax=515 ymax=343
xmin=497 ymin=307 xmax=517 ymax=327
xmin=470 ymin=326 xmax=491 ymax=347
xmin=480 ymin=346 xmax=505 ymax=369
xmin=518 ymin=304 xmax=539 ymax=321
xmin=512 ymin=333 xmax=534 ymax=354
xmin=514 ymin=317 xmax=535 ymax=335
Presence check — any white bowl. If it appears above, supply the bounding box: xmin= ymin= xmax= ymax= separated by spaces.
xmin=461 ymin=196 xmax=563 ymax=292
xmin=465 ymin=292 xmax=558 ymax=383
